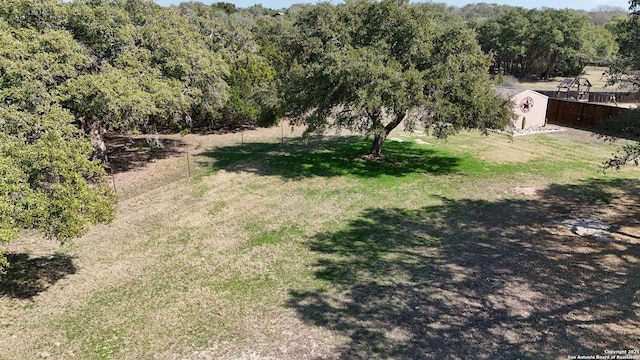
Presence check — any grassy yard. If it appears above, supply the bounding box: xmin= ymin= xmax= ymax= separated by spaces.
xmin=1 ymin=124 xmax=639 ymax=359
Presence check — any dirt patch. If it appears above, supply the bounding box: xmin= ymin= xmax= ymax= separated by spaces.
xmin=514 ymin=186 xmax=540 ymax=196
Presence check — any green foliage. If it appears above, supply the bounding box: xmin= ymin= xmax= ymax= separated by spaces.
xmin=609 ymin=3 xmax=640 ymax=89
xmin=0 ymin=13 xmax=115 ymax=270
xmin=223 ymin=53 xmax=277 ymax=127
xmin=0 ymin=105 xmax=116 ymax=262
xmin=0 ymin=0 xmax=64 ymax=30
xmin=599 ymin=108 xmax=640 ymax=170
xmin=579 ymin=23 xmax=619 ymax=67
xmin=0 ymin=21 xmax=90 ymax=109
xmin=65 ymin=0 xmax=136 ymax=65
xmin=59 ymin=1 xmax=233 ymax=133
xmin=2 ymin=0 xmax=287 ymax=135
xmin=607 ymin=0 xmax=639 ymax=87
xmin=211 ymin=2 xmax=237 ymax=14
xmin=177 ymin=4 xmax=280 ymax=129
xmin=589 ymin=5 xmax=629 ymax=26
xmin=604 ymin=143 xmax=640 ymax=169
xmin=282 ymin=0 xmax=513 ymax=156
xmin=477 ymin=7 xmax=618 ymax=78
xmin=601 ymin=0 xmax=640 ymax=170
xmin=61 ymin=66 xmax=179 ymax=132
xmin=456 ymin=3 xmax=514 ymax=22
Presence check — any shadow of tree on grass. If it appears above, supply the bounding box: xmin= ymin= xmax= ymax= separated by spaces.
xmin=105 ymin=134 xmax=188 ymax=174
xmin=199 ymin=137 xmax=461 ymax=179
xmin=0 ymin=253 xmax=76 ymax=299
xmin=288 ymin=178 xmax=640 ymax=359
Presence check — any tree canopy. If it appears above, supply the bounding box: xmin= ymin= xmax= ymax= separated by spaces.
xmin=0 ymin=15 xmax=115 ymax=269
xmin=282 ymin=0 xmax=514 ymax=157
xmin=601 ymin=0 xmax=640 ymax=170
xmin=476 ymin=7 xmax=617 ymax=78
xmin=608 ymin=0 xmax=640 ymax=89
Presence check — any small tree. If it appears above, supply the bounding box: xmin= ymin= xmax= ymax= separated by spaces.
xmin=282 ymin=0 xmax=514 ymax=158
xmin=602 ymin=0 xmax=640 ymax=170
xmin=608 ymin=0 xmax=640 ymax=90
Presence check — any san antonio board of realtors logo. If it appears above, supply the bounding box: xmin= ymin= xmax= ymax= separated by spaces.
xmin=519 ymin=96 xmax=534 ymax=113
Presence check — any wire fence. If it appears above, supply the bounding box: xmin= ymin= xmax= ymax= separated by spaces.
xmin=107 ymin=121 xmax=305 ymax=200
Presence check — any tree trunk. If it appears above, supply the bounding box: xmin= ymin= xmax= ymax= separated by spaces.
xmin=365 ymin=111 xmax=406 ymax=160
xmin=367 ymin=133 xmax=387 ymax=159
xmin=545 ymin=53 xmax=558 ymax=80
xmin=81 ymin=116 xmax=108 ymax=164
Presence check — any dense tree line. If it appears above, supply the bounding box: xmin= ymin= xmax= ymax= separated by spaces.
xmin=474 ymin=7 xmax=619 ymax=79
xmin=0 ymin=0 xmax=638 ymax=266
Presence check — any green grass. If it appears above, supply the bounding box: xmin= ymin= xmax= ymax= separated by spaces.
xmin=2 ymin=127 xmax=639 ymax=359
xmin=246 ymin=224 xmax=304 ymax=247
xmin=201 ymin=136 xmax=461 ymax=179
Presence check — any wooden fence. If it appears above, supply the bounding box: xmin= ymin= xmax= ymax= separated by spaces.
xmin=546 ymin=98 xmax=628 ymax=129
xmin=537 ymin=90 xmax=640 ymax=104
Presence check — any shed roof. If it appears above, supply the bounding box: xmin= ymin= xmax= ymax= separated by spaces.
xmin=492 ymin=86 xmax=548 ymax=100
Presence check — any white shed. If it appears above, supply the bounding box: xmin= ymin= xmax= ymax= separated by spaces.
xmin=493 ymin=87 xmax=549 ymax=129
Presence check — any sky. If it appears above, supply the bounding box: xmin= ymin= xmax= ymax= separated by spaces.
xmin=152 ymin=0 xmax=631 ymax=12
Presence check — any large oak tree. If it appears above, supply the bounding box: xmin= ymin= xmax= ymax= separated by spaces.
xmin=281 ymin=0 xmax=514 ymax=158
